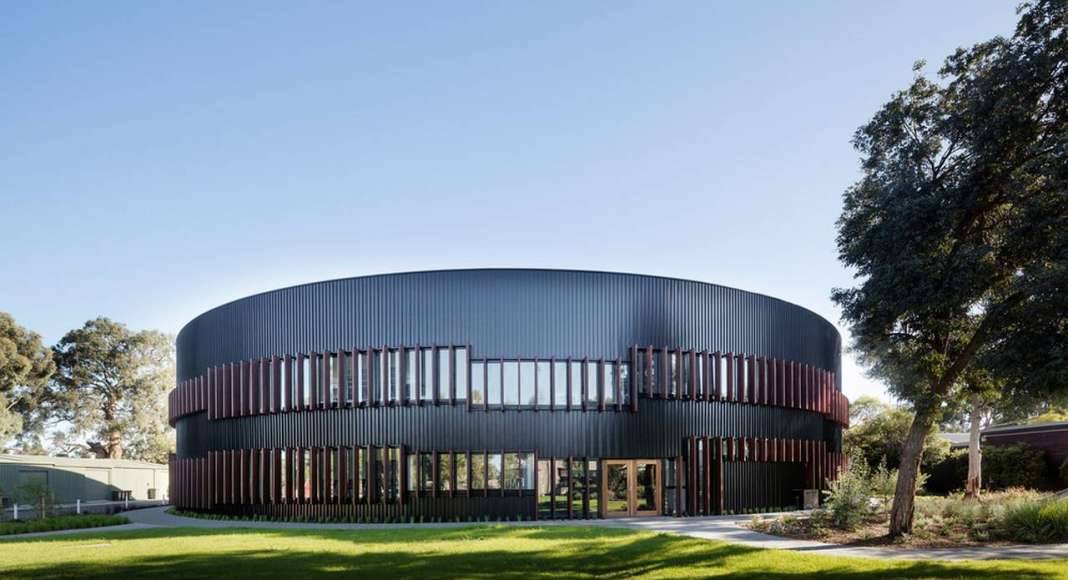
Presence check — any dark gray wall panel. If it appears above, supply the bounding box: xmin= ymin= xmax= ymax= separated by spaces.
xmin=176 ymin=269 xmax=842 ymax=387
xmin=175 ymin=400 xmax=838 ymax=460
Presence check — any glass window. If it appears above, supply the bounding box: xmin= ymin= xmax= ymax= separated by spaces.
xmin=695 ymin=354 xmax=704 ymax=398
xmin=569 ymin=361 xmax=582 ymax=407
xmin=404 ymin=349 xmax=416 ymax=402
xmin=471 ymin=453 xmax=486 ymax=489
xmin=587 ymin=459 xmax=599 ymax=513
xmin=303 ymin=356 xmax=313 ymax=408
xmin=371 ymin=350 xmax=384 ymax=404
xmin=503 ymin=361 xmax=519 ymax=405
xmin=552 ymin=361 xmax=568 ymax=408
xmin=741 ymin=356 xmax=748 ymax=401
xmin=470 ymin=362 xmax=485 ymax=405
xmin=503 ymin=453 xmax=519 ymax=489
xmin=388 ymin=350 xmax=399 ymax=403
xmin=439 ymin=453 xmax=452 ymax=492
xmin=487 ymin=361 xmax=503 ymax=406
xmin=407 ymin=453 xmax=418 ymax=492
xmin=389 ymin=447 xmax=400 ymax=502
xmin=279 ymin=449 xmax=288 ymax=501
xmin=649 ymin=352 xmax=660 ymax=396
xmin=681 ymin=353 xmax=691 ymax=398
xmin=438 ymin=348 xmax=451 ymax=401
xmin=620 ymin=363 xmax=631 ymax=405
xmin=454 ymin=347 xmax=468 ymax=401
xmin=519 ymin=361 xmax=536 ymax=406
xmin=571 ymin=459 xmax=586 ymax=515
xmin=604 ymin=362 xmax=617 ymax=406
xmin=358 ymin=447 xmax=367 ymax=502
xmin=719 ymin=355 xmax=728 ymax=399
xmin=502 ymin=452 xmax=534 ymax=490
xmin=586 ymin=362 xmax=598 ymax=407
xmin=358 ymin=352 xmax=369 ymax=405
xmin=487 ymin=453 xmax=502 ymax=490
xmin=279 ymin=359 xmax=289 ymax=411
xmin=420 ymin=453 xmax=433 ymax=492
xmin=303 ymin=448 xmax=312 ymax=501
xmin=669 ymin=351 xmax=678 ymax=397
xmin=374 ymin=447 xmax=386 ymax=500
xmin=536 ymin=361 xmax=551 ymax=406
xmin=342 ymin=351 xmax=353 ymax=405
xmin=537 ymin=459 xmax=552 ymax=519
xmin=329 ymin=448 xmax=338 ymax=501
xmin=421 ymin=348 xmax=434 ymax=401
xmin=633 ymin=353 xmax=645 ymax=397
xmin=330 ymin=354 xmax=340 ymax=405
xmin=455 ymin=452 xmax=468 ymax=491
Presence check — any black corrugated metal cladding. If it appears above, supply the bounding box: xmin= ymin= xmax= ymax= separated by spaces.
xmin=176 ymin=269 xmax=841 ymax=384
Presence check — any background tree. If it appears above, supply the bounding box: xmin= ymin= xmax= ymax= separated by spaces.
xmin=0 ymin=312 xmax=54 ymax=449
xmin=833 ymin=0 xmax=1067 ymax=536
xmin=46 ymin=317 xmax=174 ymax=461
xmin=844 ymin=397 xmax=949 ymax=473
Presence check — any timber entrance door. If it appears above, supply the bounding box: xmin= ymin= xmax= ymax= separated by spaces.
xmin=602 ymin=459 xmax=661 ymax=517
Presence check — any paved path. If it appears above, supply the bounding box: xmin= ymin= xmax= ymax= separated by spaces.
xmin=7 ymin=506 xmax=1068 ymax=561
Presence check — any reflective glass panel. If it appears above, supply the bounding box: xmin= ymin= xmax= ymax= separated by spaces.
xmin=487 ymin=361 xmax=502 ymax=406
xmin=503 ymin=361 xmax=519 ymax=405
xmin=520 ymin=361 xmax=536 ymax=406
xmin=552 ymin=361 xmax=568 ymax=408
xmin=536 ymin=361 xmax=551 ymax=406
xmin=438 ymin=348 xmax=451 ymax=401
xmin=569 ymin=361 xmax=582 ymax=407
xmin=454 ymin=347 xmax=468 ymax=401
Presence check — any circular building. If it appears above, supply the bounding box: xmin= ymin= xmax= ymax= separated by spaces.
xmin=168 ymin=269 xmax=848 ymax=521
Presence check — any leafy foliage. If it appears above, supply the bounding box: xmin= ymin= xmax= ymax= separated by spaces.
xmin=45 ymin=318 xmax=174 ymax=461
xmin=822 ymin=452 xmax=875 ymax=530
xmin=844 ymin=397 xmax=949 ymax=471
xmin=0 ymin=514 xmax=126 ymax=536
xmin=832 ymin=0 xmax=1068 ymax=535
xmin=924 ymin=442 xmax=1050 ymax=494
xmin=0 ymin=312 xmax=54 ymax=447
xmin=998 ymin=498 xmax=1068 ymax=543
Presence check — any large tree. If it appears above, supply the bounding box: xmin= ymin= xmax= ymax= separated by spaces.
xmin=47 ymin=317 xmax=174 ymax=461
xmin=0 ymin=312 xmax=54 ymax=448
xmin=834 ymin=0 xmax=1067 ymax=537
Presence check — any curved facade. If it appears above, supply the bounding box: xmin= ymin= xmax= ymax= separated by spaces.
xmin=168 ymin=269 xmax=848 ymax=521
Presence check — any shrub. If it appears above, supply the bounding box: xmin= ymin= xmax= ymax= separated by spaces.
xmin=997 ymin=498 xmax=1068 ymax=543
xmin=822 ymin=452 xmax=873 ymax=530
xmin=0 ymin=514 xmax=126 ymax=536
xmin=927 ymin=443 xmax=1049 ymax=494
xmin=984 ymin=443 xmax=1048 ymax=490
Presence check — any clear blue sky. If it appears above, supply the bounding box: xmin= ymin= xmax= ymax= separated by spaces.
xmin=1 ymin=1 xmax=1018 ymax=403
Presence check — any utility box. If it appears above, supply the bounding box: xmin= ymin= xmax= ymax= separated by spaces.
xmin=803 ymin=489 xmax=820 ymax=510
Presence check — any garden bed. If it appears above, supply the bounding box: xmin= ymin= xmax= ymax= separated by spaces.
xmin=748 ymin=489 xmax=1068 ymax=547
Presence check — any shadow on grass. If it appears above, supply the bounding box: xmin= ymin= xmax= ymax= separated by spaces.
xmin=0 ymin=526 xmax=1062 ymax=579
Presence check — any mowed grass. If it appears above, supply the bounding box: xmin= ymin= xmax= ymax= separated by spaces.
xmin=0 ymin=526 xmax=1066 ymax=579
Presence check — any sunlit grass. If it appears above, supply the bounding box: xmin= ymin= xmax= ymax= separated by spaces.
xmin=0 ymin=525 xmax=1065 ymax=579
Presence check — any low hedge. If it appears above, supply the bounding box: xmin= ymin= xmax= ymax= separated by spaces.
xmin=0 ymin=514 xmax=128 ymax=536
xmin=998 ymin=498 xmax=1068 ymax=544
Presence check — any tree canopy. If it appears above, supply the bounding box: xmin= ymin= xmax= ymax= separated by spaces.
xmin=0 ymin=312 xmax=55 ymax=447
xmin=46 ymin=317 xmax=174 ymax=461
xmin=833 ymin=0 xmax=1067 ymax=536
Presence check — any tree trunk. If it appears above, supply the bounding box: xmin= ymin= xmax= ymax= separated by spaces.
xmin=889 ymin=404 xmax=937 ymax=537
xmin=964 ymin=392 xmax=983 ymax=499
xmin=108 ymin=429 xmax=123 ymax=459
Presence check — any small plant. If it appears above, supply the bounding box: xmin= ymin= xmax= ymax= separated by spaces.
xmin=822 ymin=450 xmax=873 ymax=531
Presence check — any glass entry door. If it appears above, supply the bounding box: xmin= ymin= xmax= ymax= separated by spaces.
xmin=601 ymin=459 xmax=661 ymax=517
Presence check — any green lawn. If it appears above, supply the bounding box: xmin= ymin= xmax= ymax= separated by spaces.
xmin=0 ymin=525 xmax=1065 ymax=579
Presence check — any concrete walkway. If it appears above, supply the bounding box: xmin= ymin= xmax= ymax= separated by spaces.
xmin=6 ymin=506 xmax=1067 ymax=561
